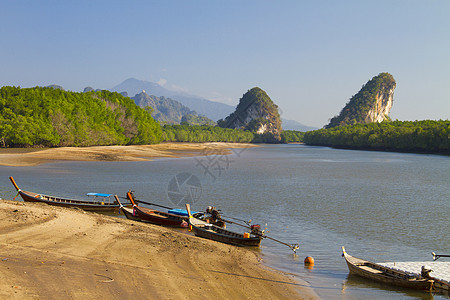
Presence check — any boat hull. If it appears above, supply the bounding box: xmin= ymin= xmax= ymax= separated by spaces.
xmin=132 ymin=205 xmax=188 ymax=227
xmin=120 ymin=206 xmax=141 ymax=221
xmin=191 ymin=224 xmax=262 ymax=247
xmin=342 ymin=247 xmax=434 ymax=291
xmin=18 ymin=190 xmax=119 ymax=212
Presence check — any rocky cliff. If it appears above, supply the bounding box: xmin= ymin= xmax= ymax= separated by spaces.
xmin=132 ymin=91 xmax=195 ymax=124
xmin=326 ymin=72 xmax=396 ymax=128
xmin=219 ymin=87 xmax=282 ymax=142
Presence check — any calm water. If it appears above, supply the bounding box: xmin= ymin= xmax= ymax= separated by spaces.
xmin=0 ymin=144 xmax=449 ymax=299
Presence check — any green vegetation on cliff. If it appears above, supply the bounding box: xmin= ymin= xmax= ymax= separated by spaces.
xmin=218 ymin=87 xmax=282 ymax=142
xmin=304 ymin=120 xmax=449 ymax=154
xmin=0 ymin=86 xmax=162 ymax=147
xmin=326 ymin=72 xmax=396 ymax=128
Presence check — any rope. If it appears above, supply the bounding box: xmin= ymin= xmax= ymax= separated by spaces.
xmin=221 ymin=214 xmax=252 ymax=225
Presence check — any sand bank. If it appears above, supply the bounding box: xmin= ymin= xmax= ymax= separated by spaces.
xmin=0 ymin=200 xmax=318 ymax=299
xmin=0 ymin=143 xmax=257 ymax=167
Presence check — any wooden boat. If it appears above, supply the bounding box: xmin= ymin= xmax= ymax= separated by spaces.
xmin=342 ymin=246 xmax=434 ymax=291
xmin=126 ymin=191 xmax=189 ymax=227
xmin=186 ymin=204 xmax=263 ymax=247
xmin=9 ymin=176 xmax=120 ymax=212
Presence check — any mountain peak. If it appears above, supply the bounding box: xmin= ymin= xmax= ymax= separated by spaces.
xmin=326 ymin=72 xmax=396 ymax=128
xmin=220 ymin=87 xmax=282 ymax=142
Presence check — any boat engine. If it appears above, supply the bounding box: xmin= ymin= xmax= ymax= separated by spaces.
xmin=250 ymin=224 xmax=264 ymax=236
xmin=421 ymin=265 xmax=433 ymax=279
xmin=205 ymin=206 xmax=226 ymax=228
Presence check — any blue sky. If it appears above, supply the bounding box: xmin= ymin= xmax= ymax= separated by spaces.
xmin=1 ymin=1 xmax=449 ymax=127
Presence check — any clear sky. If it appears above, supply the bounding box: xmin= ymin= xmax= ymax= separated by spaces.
xmin=1 ymin=0 xmax=449 ymax=127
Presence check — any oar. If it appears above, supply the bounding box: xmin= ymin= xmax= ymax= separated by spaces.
xmin=432 ymin=252 xmax=450 ymax=261
xmin=219 ymin=216 xmax=300 ymax=253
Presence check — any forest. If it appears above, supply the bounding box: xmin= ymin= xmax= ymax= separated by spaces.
xmin=162 ymin=124 xmax=254 ymax=143
xmin=162 ymin=125 xmax=303 ymax=143
xmin=0 ymin=86 xmax=162 ymax=147
xmin=303 ymin=120 xmax=449 ymax=154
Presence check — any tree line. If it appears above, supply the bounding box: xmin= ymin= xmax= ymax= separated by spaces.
xmin=303 ymin=120 xmax=449 ymax=154
xmin=162 ymin=124 xmax=305 ymax=143
xmin=162 ymin=124 xmax=254 ymax=143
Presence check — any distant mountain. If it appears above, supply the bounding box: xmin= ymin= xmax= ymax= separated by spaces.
xmin=131 ymin=91 xmax=195 ymax=124
xmin=111 ymin=78 xmax=171 ymax=98
xmin=281 ymin=119 xmax=318 ymax=131
xmin=111 ymin=78 xmax=234 ymax=121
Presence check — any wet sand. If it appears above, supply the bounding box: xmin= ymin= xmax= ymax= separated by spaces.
xmin=0 ymin=200 xmax=318 ymax=299
xmin=0 ymin=143 xmax=257 ymax=167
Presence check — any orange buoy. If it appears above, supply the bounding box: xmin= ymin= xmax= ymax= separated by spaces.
xmin=304 ymin=256 xmax=314 ymax=265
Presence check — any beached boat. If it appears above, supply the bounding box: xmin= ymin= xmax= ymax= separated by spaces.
xmin=123 ymin=192 xmax=226 ymax=228
xmin=125 ymin=191 xmax=190 ymax=227
xmin=342 ymin=246 xmax=434 ymax=291
xmin=186 ymin=204 xmax=263 ymax=247
xmin=9 ymin=176 xmax=120 ymax=212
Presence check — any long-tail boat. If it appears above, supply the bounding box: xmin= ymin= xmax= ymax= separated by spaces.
xmin=185 ymin=204 xmax=263 ymax=247
xmin=342 ymin=246 xmax=434 ymax=291
xmin=9 ymin=176 xmax=120 ymax=212
xmin=125 ymin=191 xmax=190 ymax=227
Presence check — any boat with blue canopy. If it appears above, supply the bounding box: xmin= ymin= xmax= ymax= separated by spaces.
xmin=10 ymin=176 xmax=121 ymax=212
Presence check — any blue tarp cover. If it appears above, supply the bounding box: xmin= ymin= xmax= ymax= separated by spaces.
xmin=168 ymin=209 xmax=198 ymax=216
xmin=86 ymin=193 xmax=113 ymax=197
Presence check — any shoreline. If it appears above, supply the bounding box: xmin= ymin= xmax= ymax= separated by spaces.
xmin=0 ymin=200 xmax=318 ymax=299
xmin=0 ymin=142 xmax=257 ymax=167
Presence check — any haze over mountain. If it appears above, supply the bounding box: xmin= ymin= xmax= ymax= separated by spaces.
xmin=281 ymin=119 xmax=317 ymax=131
xmin=111 ymin=78 xmax=234 ymax=121
xmin=111 ymin=78 xmax=316 ymax=130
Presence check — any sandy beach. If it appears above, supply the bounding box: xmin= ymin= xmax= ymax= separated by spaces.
xmin=0 ymin=200 xmax=318 ymax=299
xmin=0 ymin=143 xmax=257 ymax=167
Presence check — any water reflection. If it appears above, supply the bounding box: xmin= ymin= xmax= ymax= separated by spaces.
xmin=343 ymin=274 xmax=437 ymax=300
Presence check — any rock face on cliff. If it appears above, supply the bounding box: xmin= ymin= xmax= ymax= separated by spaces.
xmin=219 ymin=87 xmax=282 ymax=142
xmin=326 ymin=72 xmax=396 ymax=128
xmin=132 ymin=91 xmax=195 ymax=124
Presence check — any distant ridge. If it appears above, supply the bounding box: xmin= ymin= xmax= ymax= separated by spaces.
xmin=281 ymin=119 xmax=317 ymax=131
xmin=111 ymin=78 xmax=234 ymax=121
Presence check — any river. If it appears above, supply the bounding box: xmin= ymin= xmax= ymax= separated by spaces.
xmin=1 ymin=144 xmax=449 ymax=299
